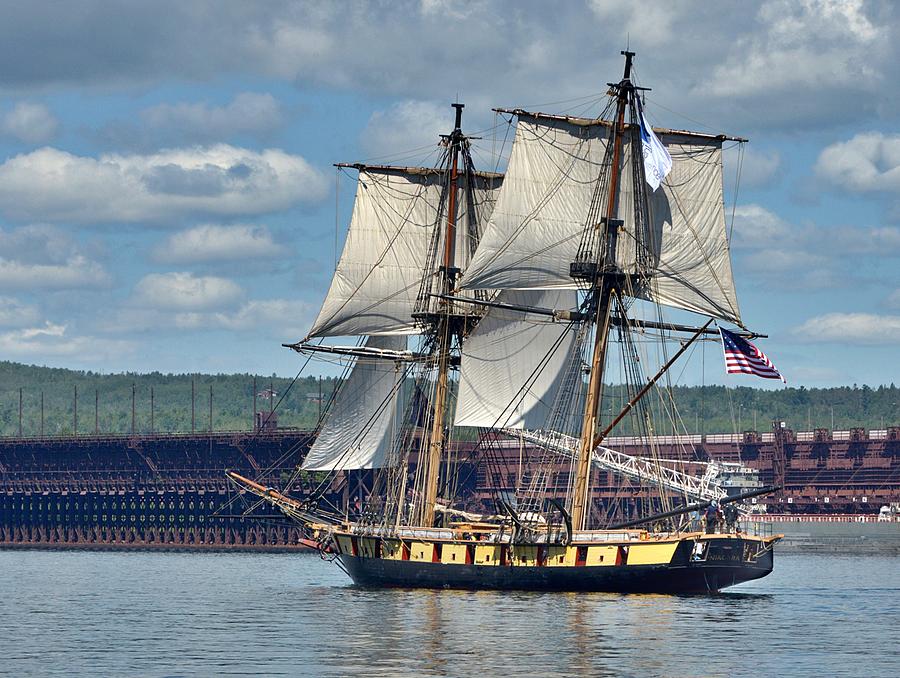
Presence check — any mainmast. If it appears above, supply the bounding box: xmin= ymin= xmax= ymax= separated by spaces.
xmin=420 ymin=103 xmax=466 ymax=527
xmin=569 ymin=51 xmax=637 ymax=531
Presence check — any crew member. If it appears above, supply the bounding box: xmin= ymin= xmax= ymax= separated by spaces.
xmin=705 ymin=501 xmax=719 ymax=534
xmin=688 ymin=509 xmax=701 ymax=532
xmin=724 ymin=503 xmax=739 ymax=532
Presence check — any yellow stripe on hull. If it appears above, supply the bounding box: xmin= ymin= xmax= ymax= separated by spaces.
xmin=626 ymin=542 xmax=679 ymax=565
xmin=511 ymin=545 xmax=540 ymax=566
xmin=546 ymin=545 xmax=577 ymax=567
xmin=586 ymin=545 xmax=619 ymax=566
xmin=474 ymin=544 xmax=501 ymax=565
xmin=329 ymin=532 xmax=778 ymax=571
xmin=410 ymin=542 xmax=434 ymax=562
xmin=382 ymin=539 xmax=404 ymax=560
xmin=441 ymin=544 xmax=468 ymax=564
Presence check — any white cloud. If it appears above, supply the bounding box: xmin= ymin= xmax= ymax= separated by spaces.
xmin=792 ymin=312 xmax=900 ymax=344
xmin=1 ymin=3 xmax=897 ymax=134
xmin=175 ymin=298 xmax=313 ymax=337
xmin=815 ymin=132 xmax=900 ymax=192
xmin=0 ymin=322 xmax=134 ymax=359
xmin=726 ymin=146 xmax=781 ymax=189
xmin=886 ymin=289 xmax=900 ymax=309
xmin=0 ymin=224 xmax=82 ymax=264
xmin=419 ymin=0 xmax=484 ymax=21
xmin=152 ymin=224 xmax=287 ymax=264
xmin=826 ymin=225 xmax=900 ymax=256
xmin=132 ymin=272 xmax=244 ymax=311
xmin=361 ymin=100 xmax=448 ymax=160
xmin=211 ymin=298 xmax=313 ymax=335
xmin=705 ymin=0 xmax=885 ymax=98
xmin=244 ymin=13 xmax=337 ymax=81
xmin=735 ymin=205 xmax=900 ymax=257
xmin=588 ymin=0 xmax=682 ymax=46
xmin=742 ymin=249 xmax=826 ymax=273
xmin=0 ymin=224 xmax=110 ymax=290
xmin=730 ymin=204 xmax=795 ymax=249
xmin=739 ymin=248 xmax=841 ymax=289
xmin=1 ymin=102 xmax=58 ymax=143
xmin=140 ymin=92 xmax=284 ymax=140
xmin=99 ymin=297 xmax=313 ymax=339
xmin=730 ymin=204 xmax=900 ymax=292
xmin=0 ymin=297 xmax=40 ymax=328
xmin=0 ymin=144 xmax=327 ymax=224
xmin=0 ymin=256 xmax=109 ymax=290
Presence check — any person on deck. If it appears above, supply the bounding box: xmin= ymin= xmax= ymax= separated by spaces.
xmin=705 ymin=502 xmax=719 ymax=534
xmin=724 ymin=503 xmax=739 ymax=532
xmin=688 ymin=509 xmax=701 ymax=532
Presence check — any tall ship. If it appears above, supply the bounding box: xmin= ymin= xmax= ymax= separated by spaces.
xmin=230 ymin=52 xmax=781 ymax=592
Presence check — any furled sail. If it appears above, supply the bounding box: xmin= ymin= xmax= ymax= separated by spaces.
xmin=459 ymin=113 xmax=741 ymax=325
xmin=455 ymin=289 xmax=577 ymax=429
xmin=301 ymin=335 xmax=406 ymax=471
xmin=308 ymin=165 xmax=502 ymax=338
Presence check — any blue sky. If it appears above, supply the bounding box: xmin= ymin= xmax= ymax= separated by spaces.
xmin=0 ymin=0 xmax=898 ymax=387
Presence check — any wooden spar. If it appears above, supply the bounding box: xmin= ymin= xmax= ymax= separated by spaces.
xmin=492 ymin=108 xmax=748 ymax=144
xmin=570 ymin=51 xmax=634 ymax=533
xmin=571 ymin=295 xmax=614 ymax=531
xmin=283 ymin=342 xmax=420 ymax=361
xmin=333 ymin=162 xmax=503 ymax=181
xmin=431 ymin=293 xmax=767 ymax=338
xmin=592 ymin=318 xmax=713 ymax=448
xmin=226 ymin=470 xmax=304 ymax=510
xmin=421 ymin=103 xmax=465 ymax=528
xmin=442 ymin=107 xmax=463 ymax=269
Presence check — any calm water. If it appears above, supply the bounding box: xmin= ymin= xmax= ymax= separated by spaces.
xmin=1 ymin=550 xmax=898 ymax=677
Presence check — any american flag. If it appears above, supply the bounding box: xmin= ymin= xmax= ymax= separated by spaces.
xmin=719 ymin=327 xmax=786 ymax=383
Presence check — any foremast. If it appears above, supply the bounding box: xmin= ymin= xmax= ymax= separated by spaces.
xmin=417 ymin=104 xmax=464 ymax=526
xmin=267 ymin=101 xmax=500 ymax=527
xmin=407 ymin=103 xmax=486 ymax=527
xmin=570 ymin=51 xmax=638 ymax=532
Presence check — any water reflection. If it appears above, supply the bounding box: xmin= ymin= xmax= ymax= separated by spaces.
xmin=1 ymin=552 xmax=897 ymax=677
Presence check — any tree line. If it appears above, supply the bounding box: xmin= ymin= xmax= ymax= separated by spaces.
xmin=1 ymin=361 xmax=898 ymax=438
xmin=0 ymin=361 xmax=336 ymax=437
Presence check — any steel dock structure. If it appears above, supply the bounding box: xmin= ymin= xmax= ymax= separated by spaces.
xmin=2 ymin=425 xmax=898 ymax=550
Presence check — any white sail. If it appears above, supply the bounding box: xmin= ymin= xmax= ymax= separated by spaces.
xmin=308 ymin=166 xmax=501 ymax=338
xmin=455 ymin=289 xmax=577 ymax=430
xmin=460 ymin=114 xmax=741 ymax=325
xmin=301 ymin=335 xmax=405 ymax=471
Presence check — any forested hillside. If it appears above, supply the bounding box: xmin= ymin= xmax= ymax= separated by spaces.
xmin=597 ymin=383 xmax=900 ymax=436
xmin=0 ymin=361 xmax=898 ymax=438
xmin=0 ymin=361 xmax=336 ymax=436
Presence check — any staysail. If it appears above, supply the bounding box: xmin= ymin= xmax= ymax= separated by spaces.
xmin=455 ymin=289 xmax=578 ymax=430
xmin=459 ymin=112 xmax=741 ymax=325
xmin=308 ymin=165 xmax=502 ymax=338
xmin=301 ymin=335 xmax=406 ymax=471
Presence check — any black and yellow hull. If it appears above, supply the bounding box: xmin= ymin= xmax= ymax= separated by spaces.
xmin=331 ymin=532 xmax=779 ymax=593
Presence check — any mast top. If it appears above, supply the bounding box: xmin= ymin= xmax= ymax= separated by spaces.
xmin=610 ymin=49 xmax=648 ymax=92
xmin=621 ymin=50 xmax=635 ymax=81
xmin=451 ymin=102 xmax=464 ymax=131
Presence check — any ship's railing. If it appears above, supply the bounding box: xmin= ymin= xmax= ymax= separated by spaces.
xmin=510 ymin=428 xmax=728 ymax=503
xmin=737 ymin=521 xmax=774 ymax=538
xmin=481 ymin=429 xmax=896 ymax=447
xmin=0 ymin=428 xmax=310 ymax=444
xmin=742 ymin=514 xmax=884 ymax=523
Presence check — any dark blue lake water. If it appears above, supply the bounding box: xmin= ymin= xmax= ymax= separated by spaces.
xmin=0 ymin=550 xmax=897 ymax=677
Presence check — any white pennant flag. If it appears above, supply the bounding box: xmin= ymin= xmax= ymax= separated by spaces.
xmin=637 ymin=99 xmax=672 ymax=191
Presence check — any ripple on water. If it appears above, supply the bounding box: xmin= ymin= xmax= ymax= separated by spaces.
xmin=0 ymin=551 xmax=898 ymax=677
